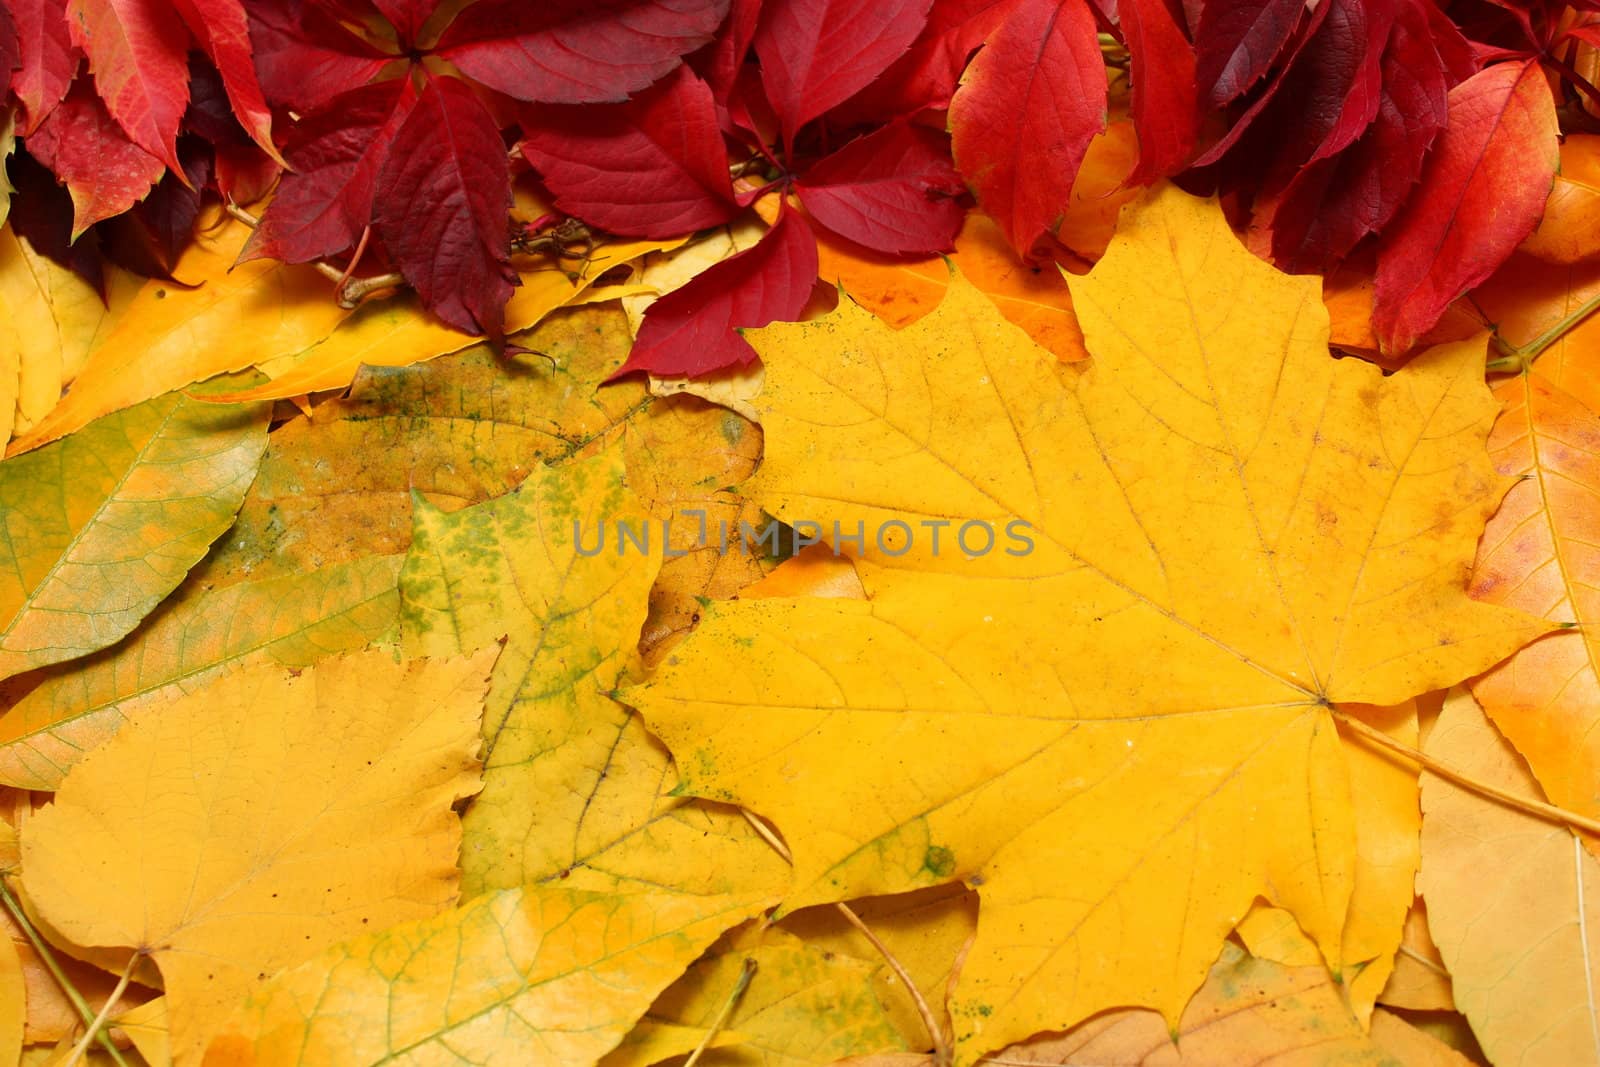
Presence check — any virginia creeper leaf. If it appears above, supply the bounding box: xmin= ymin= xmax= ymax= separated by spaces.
xmin=829 ymin=0 xmax=1018 ymax=124
xmin=26 ymin=79 xmax=164 ymax=235
xmin=752 ymin=0 xmax=931 ymax=150
xmin=795 ymin=120 xmax=964 ymax=255
xmin=18 ymin=648 xmax=496 ymax=1066
xmin=64 ymin=0 xmax=190 ymax=174
xmin=0 ymin=391 xmax=267 ymax=684
xmin=1373 ymin=60 xmax=1559 ymax=354
xmin=372 ymin=75 xmax=515 ymax=336
xmin=170 ymin=0 xmax=276 ymax=159
xmin=205 ymin=885 xmax=767 ymax=1067
xmin=0 ymin=6 xmax=18 ymax=86
xmin=616 ymin=206 xmax=817 ymax=377
xmin=244 ymin=0 xmax=389 ymax=112
xmin=369 ymin=0 xmax=433 ymax=46
xmin=1419 ymin=690 xmax=1600 ymax=1066
xmin=624 ymin=188 xmax=1546 ymax=1063
xmin=437 ymin=0 xmax=730 ymax=104
xmin=1194 ymin=0 xmax=1305 ymax=105
xmin=1121 ymin=0 xmax=1199 ymax=182
xmin=8 ymin=0 xmax=77 ymax=132
xmin=242 ymin=78 xmax=416 ymax=265
xmin=0 ymin=555 xmax=402 ymax=790
xmin=519 ymin=65 xmax=737 ymax=238
xmin=949 ymin=0 xmax=1107 ymax=256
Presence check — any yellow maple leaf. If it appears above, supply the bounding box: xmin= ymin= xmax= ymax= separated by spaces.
xmin=624 ymin=187 xmax=1548 ymax=1061
xmin=400 ymin=442 xmax=789 ymax=903
xmin=18 ymin=648 xmax=495 ymax=1066
xmin=0 ymin=393 xmax=268 ymax=684
xmin=204 ymin=883 xmax=765 ymax=1067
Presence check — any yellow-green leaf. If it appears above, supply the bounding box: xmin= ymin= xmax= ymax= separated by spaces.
xmin=205 ymin=885 xmax=763 ymax=1067
xmin=19 ymin=648 xmax=495 ymax=1066
xmin=0 ymin=393 xmax=268 ymax=683
xmin=400 ymin=441 xmax=789 ymax=903
xmin=625 ymin=186 xmax=1545 ymax=1063
xmin=0 ymin=555 xmax=402 ymax=789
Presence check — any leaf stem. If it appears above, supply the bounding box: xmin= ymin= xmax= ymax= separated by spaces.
xmin=63 ymin=951 xmax=138 ymax=1067
xmin=0 ymin=879 xmax=132 ymax=1067
xmin=1489 ymin=288 xmax=1600 ymax=372
xmin=1333 ymin=709 xmax=1600 ymax=837
xmin=740 ymin=810 xmax=953 ymax=1065
xmin=222 ymin=203 xmax=406 ymax=308
xmin=682 ymin=957 xmax=757 ymax=1067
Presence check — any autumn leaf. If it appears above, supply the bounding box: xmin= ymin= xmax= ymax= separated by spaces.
xmin=19 ymin=648 xmax=497 ymax=1066
xmin=625 ymin=187 xmax=1546 ymax=1061
xmin=0 ymin=391 xmax=266 ymax=684
xmin=7 ymin=0 xmax=76 ymax=133
xmin=205 ymin=884 xmax=765 ymax=1067
xmin=63 ymin=0 xmax=190 ymax=175
xmin=1419 ymin=689 xmax=1600 ymax=1066
xmin=949 ymin=0 xmax=1105 ymax=256
xmin=1373 ymin=60 xmax=1560 ymax=354
xmin=793 ymin=120 xmax=964 ymax=256
xmin=0 ymin=555 xmax=402 ymax=790
xmin=24 ymin=78 xmax=164 ymax=235
xmin=399 ymin=441 xmax=790 ymax=903
xmin=1522 ymin=134 xmax=1600 ymax=265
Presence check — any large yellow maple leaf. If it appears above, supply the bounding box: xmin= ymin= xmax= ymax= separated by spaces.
xmin=625 ymin=187 xmax=1548 ymax=1062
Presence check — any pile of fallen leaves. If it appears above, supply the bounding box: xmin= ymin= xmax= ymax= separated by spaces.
xmin=0 ymin=1 xmax=1599 ymax=1066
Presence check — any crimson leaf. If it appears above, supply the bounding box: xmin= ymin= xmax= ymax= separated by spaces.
xmin=246 ymin=0 xmax=391 ymax=113
xmin=9 ymin=0 xmax=77 ymax=132
xmin=1195 ymin=0 xmax=1306 ymax=106
xmin=519 ymin=64 xmax=736 ymax=238
xmin=372 ymin=75 xmax=516 ymax=336
xmin=615 ymin=205 xmax=818 ymax=377
xmin=795 ymin=120 xmax=964 ymax=254
xmin=64 ymin=0 xmax=190 ymax=174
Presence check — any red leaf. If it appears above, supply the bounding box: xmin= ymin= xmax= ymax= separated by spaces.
xmin=171 ymin=0 xmax=278 ymax=160
xmin=830 ymin=0 xmax=1020 ymax=124
xmin=1194 ymin=0 xmax=1306 ymax=105
xmin=520 ymin=65 xmax=735 ymax=238
xmin=9 ymin=0 xmax=78 ymax=133
xmin=795 ymin=121 xmax=964 ymax=254
xmin=100 ymin=134 xmax=209 ymax=278
xmin=1267 ymin=0 xmax=1450 ymax=272
xmin=1121 ymin=0 xmax=1199 ymax=181
xmin=437 ymin=0 xmax=729 ymax=104
xmin=369 ymin=0 xmax=435 ymax=47
xmin=244 ymin=78 xmax=417 ymax=264
xmin=0 ymin=4 xmax=19 ymax=81
xmin=616 ymin=205 xmax=818 ymax=377
xmin=690 ymin=0 xmax=759 ymax=101
xmin=64 ymin=0 xmax=190 ymax=174
xmin=949 ymin=0 xmax=1106 ymax=256
xmin=246 ymin=0 xmax=391 ymax=112
xmin=1373 ymin=60 xmax=1558 ymax=354
xmin=753 ymin=0 xmax=931 ymax=149
xmin=372 ymin=76 xmax=516 ymax=336
xmin=27 ymin=77 xmax=164 ymax=234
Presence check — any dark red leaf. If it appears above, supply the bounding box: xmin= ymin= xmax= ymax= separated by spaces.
xmin=1121 ymin=0 xmax=1199 ymax=181
xmin=437 ymin=0 xmax=729 ymax=104
xmin=64 ymin=0 xmax=191 ymax=174
xmin=1373 ymin=59 xmax=1558 ymax=353
xmin=0 ymin=3 xmax=20 ymax=81
xmin=27 ymin=76 xmax=164 ymax=234
xmin=796 ymin=120 xmax=964 ymax=254
xmin=1194 ymin=0 xmax=1305 ymax=105
xmin=1267 ymin=0 xmax=1449 ymax=272
xmin=1284 ymin=0 xmax=1392 ymax=165
xmin=689 ymin=0 xmax=760 ymax=101
xmin=1422 ymin=0 xmax=1476 ymax=82
xmin=9 ymin=0 xmax=77 ymax=132
xmin=100 ymin=134 xmax=209 ymax=278
xmin=369 ymin=0 xmax=436 ymax=47
xmin=171 ymin=0 xmax=278 ymax=159
xmin=247 ymin=0 xmax=391 ymax=112
xmin=949 ymin=0 xmax=1106 ymax=256
xmin=519 ymin=65 xmax=736 ymax=238
xmin=372 ymin=75 xmax=516 ymax=336
xmin=213 ymin=141 xmax=280 ymax=205
xmin=6 ymin=147 xmax=104 ymax=293
xmin=753 ymin=0 xmax=931 ymax=149
xmin=244 ymin=79 xmax=417 ymax=264
xmin=830 ymin=0 xmax=1020 ymax=124
xmin=615 ymin=205 xmax=818 ymax=377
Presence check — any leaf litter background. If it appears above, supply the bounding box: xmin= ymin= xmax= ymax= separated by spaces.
xmin=0 ymin=2 xmax=1599 ymax=1062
